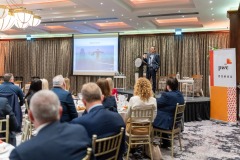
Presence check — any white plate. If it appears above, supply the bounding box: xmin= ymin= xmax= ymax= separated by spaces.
xmin=0 ymin=147 xmax=8 ymax=154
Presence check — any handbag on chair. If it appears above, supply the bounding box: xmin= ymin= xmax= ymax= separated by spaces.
xmin=145 ymin=143 xmax=163 ymax=160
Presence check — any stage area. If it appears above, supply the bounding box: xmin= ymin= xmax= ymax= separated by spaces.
xmin=117 ymin=89 xmax=210 ymax=122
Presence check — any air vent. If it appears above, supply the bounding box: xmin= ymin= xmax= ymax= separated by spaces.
xmin=138 ymin=12 xmax=199 ymax=18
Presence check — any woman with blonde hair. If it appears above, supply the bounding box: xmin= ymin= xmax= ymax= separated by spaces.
xmin=41 ymin=78 xmax=49 ymax=90
xmin=64 ymin=77 xmax=70 ymax=91
xmin=126 ymin=77 xmax=157 ymax=134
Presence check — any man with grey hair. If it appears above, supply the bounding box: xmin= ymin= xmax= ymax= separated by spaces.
xmin=0 ymin=73 xmax=24 ymax=106
xmin=9 ymin=90 xmax=92 ymax=160
xmin=52 ymin=75 xmax=78 ymax=122
xmin=71 ymin=82 xmax=125 ymax=159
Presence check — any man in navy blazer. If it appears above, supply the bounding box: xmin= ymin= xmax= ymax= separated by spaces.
xmin=51 ymin=75 xmax=78 ymax=122
xmin=0 ymin=97 xmax=18 ymax=146
xmin=10 ymin=90 xmax=92 ymax=160
xmin=143 ymin=46 xmax=160 ymax=93
xmin=71 ymin=83 xmax=125 ymax=160
xmin=153 ymin=77 xmax=184 ymax=147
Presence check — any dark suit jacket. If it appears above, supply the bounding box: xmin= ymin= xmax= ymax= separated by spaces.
xmin=153 ymin=90 xmax=184 ymax=130
xmin=143 ymin=53 xmax=160 ymax=71
xmin=0 ymin=82 xmax=24 ymax=106
xmin=102 ymin=96 xmax=118 ymax=112
xmin=52 ymin=87 xmax=78 ymax=122
xmin=0 ymin=97 xmax=18 ymax=145
xmin=0 ymin=93 xmax=22 ymax=132
xmin=10 ymin=122 xmax=93 ymax=160
xmin=71 ymin=105 xmax=125 ymax=160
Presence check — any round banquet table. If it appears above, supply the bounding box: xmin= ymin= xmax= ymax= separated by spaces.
xmin=0 ymin=142 xmax=15 ymax=160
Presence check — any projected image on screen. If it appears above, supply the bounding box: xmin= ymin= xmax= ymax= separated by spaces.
xmin=73 ymin=34 xmax=118 ymax=76
xmin=75 ymin=46 xmax=114 ymax=71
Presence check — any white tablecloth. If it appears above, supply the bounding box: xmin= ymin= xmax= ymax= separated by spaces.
xmin=0 ymin=142 xmax=15 ymax=160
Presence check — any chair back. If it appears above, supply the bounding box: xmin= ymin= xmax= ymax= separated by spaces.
xmin=21 ymin=119 xmax=32 ymax=143
xmin=92 ymin=127 xmax=124 ymax=160
xmin=171 ymin=103 xmax=186 ymax=130
xmin=128 ymin=105 xmax=154 ymax=136
xmin=0 ymin=115 xmax=9 ymax=143
xmin=82 ymin=148 xmax=92 ymax=160
xmin=25 ymin=99 xmax=29 ymax=111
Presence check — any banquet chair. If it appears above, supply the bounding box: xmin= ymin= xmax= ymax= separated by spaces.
xmin=192 ymin=75 xmax=204 ymax=96
xmin=158 ymin=76 xmax=167 ymax=91
xmin=82 ymin=148 xmax=92 ymax=160
xmin=125 ymin=107 xmax=154 ymax=160
xmin=25 ymin=99 xmax=29 ymax=112
xmin=153 ymin=103 xmax=186 ymax=157
xmin=0 ymin=115 xmax=9 ymax=143
xmin=21 ymin=119 xmax=32 ymax=143
xmin=92 ymin=127 xmax=124 ymax=160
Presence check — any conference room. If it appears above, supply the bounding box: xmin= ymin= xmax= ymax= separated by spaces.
xmin=0 ymin=0 xmax=239 ymax=160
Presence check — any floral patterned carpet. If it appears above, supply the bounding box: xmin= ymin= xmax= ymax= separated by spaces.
xmin=125 ymin=120 xmax=240 ymax=160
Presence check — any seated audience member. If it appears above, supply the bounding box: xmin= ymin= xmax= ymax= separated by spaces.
xmin=153 ymin=77 xmax=184 ymax=148
xmin=51 ymin=75 xmax=78 ymax=122
xmin=71 ymin=83 xmax=125 ymax=159
xmin=9 ymin=90 xmax=92 ymax=160
xmin=64 ymin=77 xmax=70 ymax=91
xmin=126 ymin=77 xmax=157 ymax=122
xmin=97 ymin=78 xmax=117 ymax=112
xmin=25 ymin=79 xmax=42 ymax=108
xmin=41 ymin=78 xmax=49 ymax=90
xmin=0 ymin=97 xmax=18 ymax=146
xmin=106 ymin=77 xmax=118 ymax=97
xmin=0 ymin=73 xmax=24 ymax=106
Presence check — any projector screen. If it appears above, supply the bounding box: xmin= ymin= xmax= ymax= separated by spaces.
xmin=73 ymin=33 xmax=119 ymax=76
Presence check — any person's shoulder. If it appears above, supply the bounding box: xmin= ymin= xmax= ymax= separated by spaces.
xmin=63 ymin=122 xmax=87 ymax=132
xmin=0 ymin=97 xmax=8 ymax=103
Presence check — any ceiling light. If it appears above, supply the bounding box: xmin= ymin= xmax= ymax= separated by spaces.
xmin=148 ymin=12 xmax=151 ymax=15
xmin=28 ymin=15 xmax=41 ymax=26
xmin=178 ymin=10 xmax=181 ymax=13
xmin=121 ymin=14 xmax=124 ymax=16
xmin=182 ymin=15 xmax=185 ymax=18
xmin=209 ymin=1 xmax=213 ymax=3
xmin=112 ymin=9 xmax=115 ymax=12
xmin=211 ymin=8 xmax=213 ymax=10
xmin=100 ymin=2 xmax=103 ymax=5
xmin=0 ymin=5 xmax=9 ymax=19
xmin=212 ymin=13 xmax=214 ymax=16
xmin=212 ymin=19 xmax=215 ymax=21
xmin=0 ymin=11 xmax=14 ymax=31
xmin=129 ymin=19 xmax=132 ymax=21
xmin=84 ymin=21 xmax=87 ymax=24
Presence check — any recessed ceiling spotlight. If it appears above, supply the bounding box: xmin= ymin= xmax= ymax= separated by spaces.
xmin=84 ymin=22 xmax=87 ymax=24
xmin=178 ymin=10 xmax=181 ymax=13
xmin=212 ymin=13 xmax=214 ymax=16
xmin=96 ymin=16 xmax=99 ymax=18
xmin=129 ymin=19 xmax=132 ymax=21
xmin=137 ymin=23 xmax=139 ymax=25
xmin=209 ymin=1 xmax=213 ymax=4
xmin=64 ymin=23 xmax=66 ymax=25
xmin=112 ymin=9 xmax=115 ymax=12
xmin=100 ymin=2 xmax=103 ymax=5
xmin=106 ymin=21 xmax=108 ymax=22
xmin=182 ymin=15 xmax=185 ymax=18
xmin=212 ymin=19 xmax=215 ymax=21
xmin=211 ymin=8 xmax=213 ymax=10
xmin=148 ymin=12 xmax=151 ymax=15
xmin=73 ymin=18 xmax=76 ymax=20
xmin=121 ymin=14 xmax=124 ymax=16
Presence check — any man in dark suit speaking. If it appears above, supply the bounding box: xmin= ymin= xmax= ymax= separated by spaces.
xmin=143 ymin=46 xmax=160 ymax=93
xmin=10 ymin=90 xmax=92 ymax=160
xmin=71 ymin=83 xmax=125 ymax=159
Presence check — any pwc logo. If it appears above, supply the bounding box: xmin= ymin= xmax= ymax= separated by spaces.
xmin=218 ymin=58 xmax=232 ymax=71
xmin=226 ymin=58 xmax=232 ymax=64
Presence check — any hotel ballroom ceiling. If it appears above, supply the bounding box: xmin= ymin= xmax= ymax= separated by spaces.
xmin=0 ymin=0 xmax=239 ymax=37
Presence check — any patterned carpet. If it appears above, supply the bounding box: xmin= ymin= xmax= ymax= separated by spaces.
xmin=125 ymin=120 xmax=240 ymax=160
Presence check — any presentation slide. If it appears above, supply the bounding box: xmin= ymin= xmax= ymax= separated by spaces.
xmin=73 ymin=33 xmax=119 ymax=76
